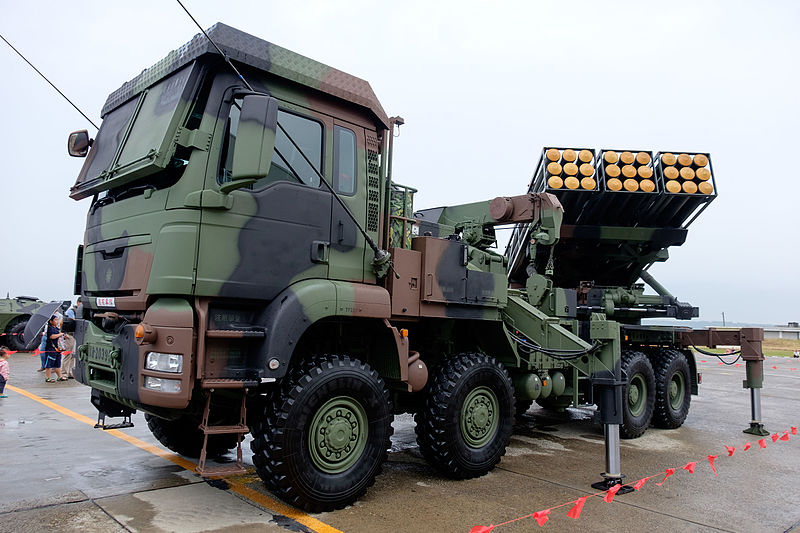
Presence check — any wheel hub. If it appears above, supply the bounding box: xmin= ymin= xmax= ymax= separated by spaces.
xmin=309 ymin=396 xmax=368 ymax=474
xmin=669 ymin=371 xmax=685 ymax=410
xmin=461 ymin=386 xmax=499 ymax=448
xmin=628 ymin=374 xmax=646 ymax=417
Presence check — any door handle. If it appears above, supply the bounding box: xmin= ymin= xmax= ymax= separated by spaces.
xmin=311 ymin=241 xmax=329 ymax=264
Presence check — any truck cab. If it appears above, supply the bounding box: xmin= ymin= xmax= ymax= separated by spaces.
xmin=70 ymin=23 xmax=393 ymax=410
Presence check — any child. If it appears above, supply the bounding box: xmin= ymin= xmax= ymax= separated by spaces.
xmin=0 ymin=346 xmax=10 ymax=398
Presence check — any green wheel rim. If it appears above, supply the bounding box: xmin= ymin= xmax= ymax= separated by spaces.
xmin=668 ymin=370 xmax=686 ymax=410
xmin=308 ymin=395 xmax=368 ymax=474
xmin=628 ymin=373 xmax=647 ymax=417
xmin=461 ymin=386 xmax=499 ymax=448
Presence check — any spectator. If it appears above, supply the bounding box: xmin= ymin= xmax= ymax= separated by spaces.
xmin=65 ymin=302 xmax=77 ymax=319
xmin=0 ymin=346 xmax=9 ymax=398
xmin=793 ymin=349 xmax=799 ymax=359
xmin=44 ymin=315 xmax=67 ymax=383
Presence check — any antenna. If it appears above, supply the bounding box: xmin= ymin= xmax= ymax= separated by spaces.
xmin=0 ymin=33 xmax=99 ymax=130
xmin=175 ymin=0 xmax=254 ymax=92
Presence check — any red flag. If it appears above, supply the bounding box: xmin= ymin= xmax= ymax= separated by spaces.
xmin=743 ymin=442 xmax=751 ymax=451
xmin=701 ymin=360 xmax=707 ymax=363
xmin=533 ymin=510 xmax=550 ymax=527
xmin=603 ymin=484 xmax=622 ymax=503
xmin=735 ymin=363 xmax=741 ymax=367
xmin=567 ymin=497 xmax=588 ymax=520
xmin=772 ymin=365 xmax=778 ymax=370
xmin=758 ymin=439 xmax=767 ymax=448
xmin=5 ymin=350 xmax=18 ymax=355
xmin=682 ymin=462 xmax=696 ymax=474
xmin=792 ymin=427 xmax=797 ymax=435
xmin=725 ymin=446 xmax=735 ymax=457
xmin=708 ymin=455 xmax=718 ymax=477
xmin=791 ymin=368 xmax=797 ymax=371
xmin=771 ymin=433 xmax=779 ymax=443
xmin=718 ymin=362 xmax=723 ymax=366
xmin=655 ymin=468 xmax=675 ymax=486
xmin=470 ymin=526 xmax=495 ymax=533
xmin=780 ymin=432 xmax=789 ymax=441
xmin=633 ymin=478 xmax=647 ymax=491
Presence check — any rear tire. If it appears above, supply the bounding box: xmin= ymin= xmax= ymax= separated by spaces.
xmin=415 ymin=353 xmax=514 ymax=479
xmin=620 ymin=350 xmax=655 ymax=439
xmin=250 ymin=355 xmax=393 ymax=512
xmin=652 ymin=349 xmax=691 ymax=429
xmin=145 ymin=414 xmax=238 ymax=458
xmin=7 ymin=321 xmax=28 ymax=351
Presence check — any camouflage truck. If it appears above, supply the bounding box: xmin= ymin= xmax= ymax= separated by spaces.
xmin=66 ymin=24 xmax=765 ymax=511
xmin=0 ymin=295 xmax=45 ymax=351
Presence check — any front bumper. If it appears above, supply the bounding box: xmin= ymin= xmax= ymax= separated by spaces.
xmin=74 ymin=318 xmax=194 ymax=409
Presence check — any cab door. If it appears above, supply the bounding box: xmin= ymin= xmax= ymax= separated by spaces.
xmin=195 ymin=94 xmax=331 ymax=301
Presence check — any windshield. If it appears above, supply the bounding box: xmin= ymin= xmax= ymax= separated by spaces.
xmin=71 ymin=64 xmax=198 ymax=200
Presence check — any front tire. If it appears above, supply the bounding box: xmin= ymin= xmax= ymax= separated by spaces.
xmin=652 ymin=349 xmax=691 ymax=429
xmin=620 ymin=350 xmax=655 ymax=439
xmin=145 ymin=414 xmax=239 ymax=458
xmin=415 ymin=353 xmax=514 ymax=479
xmin=250 ymin=355 xmax=392 ymax=512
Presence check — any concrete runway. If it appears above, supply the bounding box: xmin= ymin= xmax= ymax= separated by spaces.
xmin=1 ymin=349 xmax=798 ymax=533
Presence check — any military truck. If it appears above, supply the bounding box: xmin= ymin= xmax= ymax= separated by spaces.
xmin=0 ymin=295 xmax=45 ymax=351
xmin=66 ymin=23 xmax=761 ymax=511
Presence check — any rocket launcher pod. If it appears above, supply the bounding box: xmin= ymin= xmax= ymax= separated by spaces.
xmin=510 ymin=147 xmax=717 ymax=288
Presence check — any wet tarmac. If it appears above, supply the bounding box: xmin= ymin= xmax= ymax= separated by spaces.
xmin=1 ymin=350 xmax=799 ymax=533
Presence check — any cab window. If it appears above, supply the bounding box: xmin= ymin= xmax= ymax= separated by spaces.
xmin=333 ymin=126 xmax=356 ymax=195
xmin=219 ymin=105 xmax=322 ymax=189
xmin=256 ymin=110 xmax=322 ymax=189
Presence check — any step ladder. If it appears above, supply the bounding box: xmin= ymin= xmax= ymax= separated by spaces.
xmin=196 ymin=381 xmax=251 ymax=477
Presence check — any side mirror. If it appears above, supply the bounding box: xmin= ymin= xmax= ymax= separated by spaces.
xmin=67 ymin=130 xmax=93 ymax=157
xmin=221 ymin=94 xmax=278 ymax=193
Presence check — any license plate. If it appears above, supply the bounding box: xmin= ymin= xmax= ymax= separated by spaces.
xmin=87 ymin=344 xmax=114 ymax=365
xmin=96 ymin=297 xmax=116 ymax=308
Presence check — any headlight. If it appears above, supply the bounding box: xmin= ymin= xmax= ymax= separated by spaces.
xmin=145 ymin=352 xmax=183 ymax=373
xmin=144 ymin=376 xmax=181 ymax=393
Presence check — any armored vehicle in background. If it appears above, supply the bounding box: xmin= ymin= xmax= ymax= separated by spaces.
xmin=66 ymin=23 xmax=761 ymax=511
xmin=0 ymin=295 xmax=45 ymax=351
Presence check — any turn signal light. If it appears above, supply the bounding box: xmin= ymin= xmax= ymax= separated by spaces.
xmin=134 ymin=323 xmax=157 ymax=345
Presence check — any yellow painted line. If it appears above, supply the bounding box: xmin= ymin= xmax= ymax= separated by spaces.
xmin=6 ymin=384 xmax=343 ymax=533
xmin=227 ymin=480 xmax=343 ymax=533
xmin=7 ymin=384 xmax=198 ymax=471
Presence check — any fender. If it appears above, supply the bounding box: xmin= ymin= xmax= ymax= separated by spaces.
xmin=256 ymin=279 xmax=391 ymax=378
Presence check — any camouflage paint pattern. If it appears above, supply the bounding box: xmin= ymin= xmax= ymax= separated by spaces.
xmin=68 ymin=24 xmax=713 ymax=452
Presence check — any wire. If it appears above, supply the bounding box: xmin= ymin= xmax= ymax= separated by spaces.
xmin=175 ymin=0 xmax=254 ymax=92
xmin=0 ymin=33 xmax=99 ymax=130
xmin=690 ymin=344 xmax=742 ymax=365
xmin=505 ymin=325 xmax=601 ymax=360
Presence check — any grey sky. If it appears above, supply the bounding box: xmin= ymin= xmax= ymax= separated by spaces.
xmin=1 ymin=0 xmax=797 ymax=324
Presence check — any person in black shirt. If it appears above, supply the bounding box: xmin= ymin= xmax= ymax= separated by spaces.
xmin=44 ymin=315 xmax=67 ymax=382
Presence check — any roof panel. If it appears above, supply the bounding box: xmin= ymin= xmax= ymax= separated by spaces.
xmin=102 ymin=23 xmax=389 ymax=129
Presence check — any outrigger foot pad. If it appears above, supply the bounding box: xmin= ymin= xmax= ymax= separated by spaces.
xmin=591 ymin=474 xmax=634 ymax=495
xmin=743 ymin=422 xmax=769 ymax=436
